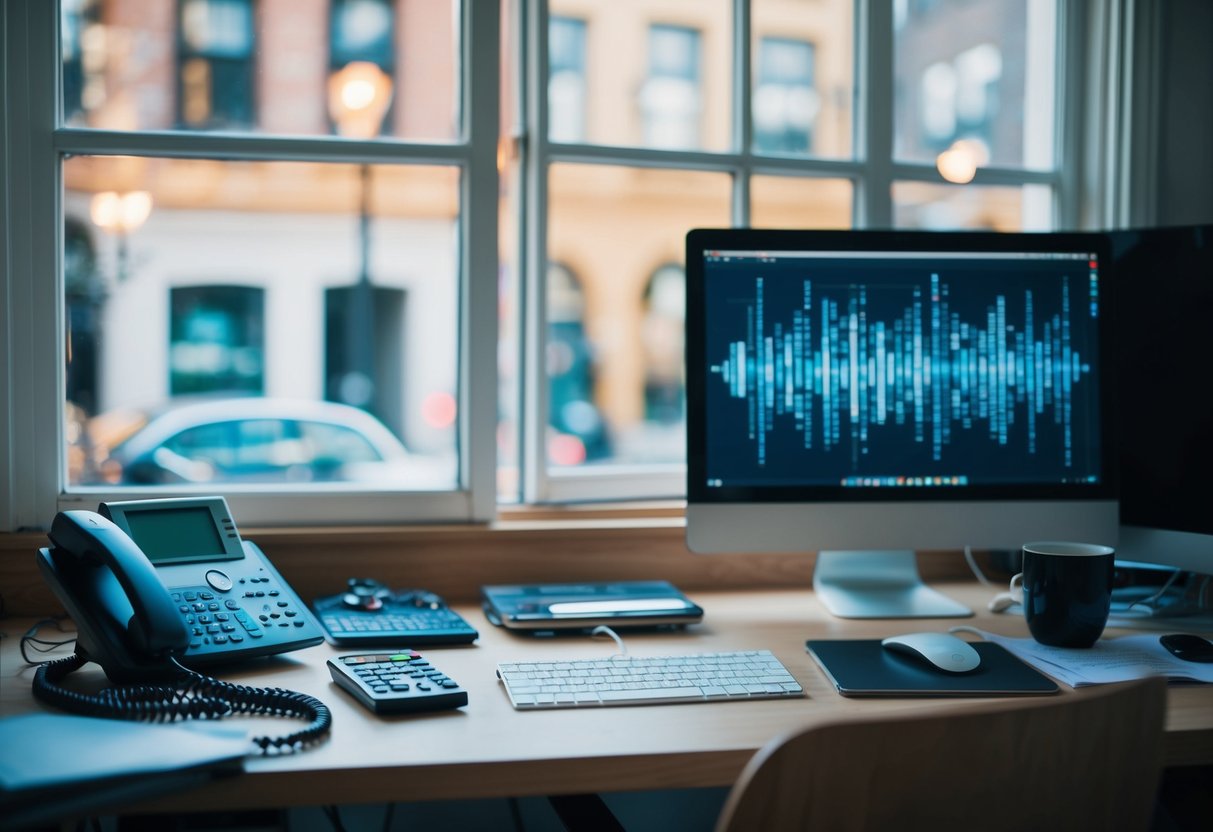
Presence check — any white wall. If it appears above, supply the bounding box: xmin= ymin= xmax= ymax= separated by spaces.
xmin=70 ymin=194 xmax=458 ymax=454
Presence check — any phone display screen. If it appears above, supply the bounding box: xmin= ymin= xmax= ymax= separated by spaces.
xmin=123 ymin=507 xmax=237 ymax=564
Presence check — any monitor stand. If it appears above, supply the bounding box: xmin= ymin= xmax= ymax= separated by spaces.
xmin=812 ymin=550 xmax=973 ymax=619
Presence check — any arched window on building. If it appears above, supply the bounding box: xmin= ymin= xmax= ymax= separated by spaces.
xmin=547 ymin=263 xmax=607 ymax=464
xmin=642 ymin=263 xmax=686 ymax=426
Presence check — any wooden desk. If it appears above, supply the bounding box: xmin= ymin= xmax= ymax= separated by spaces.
xmin=2 ymin=584 xmax=1211 ymax=815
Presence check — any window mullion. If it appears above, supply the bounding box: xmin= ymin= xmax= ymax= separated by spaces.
xmin=521 ymin=0 xmax=553 ymax=503
xmin=3 ymin=0 xmax=62 ymax=531
xmin=856 ymin=0 xmax=893 ymax=229
xmin=52 ymin=129 xmax=476 ymax=166
xmin=733 ymin=0 xmax=753 ymax=227
xmin=891 ymin=163 xmax=1060 ymax=187
xmin=463 ymin=0 xmax=501 ymax=520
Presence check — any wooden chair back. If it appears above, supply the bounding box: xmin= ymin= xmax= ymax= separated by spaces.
xmin=715 ymin=676 xmax=1167 ymax=832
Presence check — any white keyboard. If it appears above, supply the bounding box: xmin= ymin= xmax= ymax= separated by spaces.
xmin=495 ymin=649 xmax=805 ymax=709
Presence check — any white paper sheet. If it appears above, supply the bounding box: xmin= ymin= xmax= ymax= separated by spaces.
xmin=955 ymin=629 xmax=1213 ymax=688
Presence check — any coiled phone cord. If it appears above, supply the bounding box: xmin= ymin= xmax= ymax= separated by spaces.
xmin=32 ymin=651 xmax=332 ymax=754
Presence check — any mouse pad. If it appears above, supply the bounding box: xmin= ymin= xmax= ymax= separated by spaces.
xmin=806 ymin=639 xmax=1060 ymax=697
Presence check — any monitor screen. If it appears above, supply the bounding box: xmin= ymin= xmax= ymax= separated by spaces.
xmin=685 ymin=229 xmax=1119 ymax=618
xmin=1111 ymin=224 xmax=1213 ymax=579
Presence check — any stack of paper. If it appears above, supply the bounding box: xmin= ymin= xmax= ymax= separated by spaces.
xmin=970 ymin=630 xmax=1213 ymax=688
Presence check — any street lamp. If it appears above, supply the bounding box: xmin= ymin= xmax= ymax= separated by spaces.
xmin=90 ymin=190 xmax=152 ymax=281
xmin=327 ymin=61 xmax=393 ymax=409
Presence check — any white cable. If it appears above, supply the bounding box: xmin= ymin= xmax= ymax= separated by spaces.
xmin=987 ymin=593 xmax=1019 ymax=613
xmin=963 ymin=545 xmax=996 ymax=587
xmin=947 ymin=625 xmax=985 ymax=639
xmin=986 ymin=572 xmax=1023 ymax=613
xmin=1123 ymin=568 xmax=1183 ymax=614
xmin=590 ymin=625 xmax=628 ymax=658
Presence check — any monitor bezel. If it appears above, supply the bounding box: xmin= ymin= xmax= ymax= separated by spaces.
xmin=685 ymin=227 xmax=1118 ymax=508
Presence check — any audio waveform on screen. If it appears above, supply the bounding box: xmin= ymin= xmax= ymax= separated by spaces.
xmin=710 ymin=272 xmax=1092 ymax=469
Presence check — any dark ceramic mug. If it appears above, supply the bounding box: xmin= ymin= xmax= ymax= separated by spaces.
xmin=1016 ymin=541 xmax=1115 ymax=647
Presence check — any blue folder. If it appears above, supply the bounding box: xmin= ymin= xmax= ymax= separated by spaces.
xmin=0 ymin=713 xmax=248 ymax=827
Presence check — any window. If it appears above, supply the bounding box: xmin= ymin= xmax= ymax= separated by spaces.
xmin=331 ymin=0 xmax=394 ymax=71
xmin=545 ymin=264 xmax=605 ymax=466
xmin=329 ymin=0 xmax=396 ymax=137
xmin=548 ymin=16 xmax=586 ymax=143
xmin=60 ymin=0 xmax=100 ymax=124
xmin=170 ymin=286 xmax=265 ymax=396
xmin=177 ymin=0 xmax=256 ymax=129
xmin=754 ymin=37 xmax=816 ymax=155
xmin=641 ymin=264 xmax=686 ymax=433
xmin=1 ymin=0 xmax=1108 ymax=529
xmin=641 ymin=25 xmax=702 ymax=150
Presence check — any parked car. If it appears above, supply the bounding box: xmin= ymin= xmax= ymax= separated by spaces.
xmin=86 ymin=397 xmax=453 ymax=488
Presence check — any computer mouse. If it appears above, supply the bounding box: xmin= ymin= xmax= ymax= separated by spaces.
xmin=881 ymin=632 xmax=982 ymax=673
xmin=1160 ymin=633 xmax=1213 ymax=663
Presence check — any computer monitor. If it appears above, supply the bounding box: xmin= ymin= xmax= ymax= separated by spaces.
xmin=685 ymin=229 xmax=1119 ymax=618
xmin=1110 ymin=224 xmax=1213 ymax=614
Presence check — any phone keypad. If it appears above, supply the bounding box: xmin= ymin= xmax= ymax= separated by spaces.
xmin=171 ymin=585 xmax=311 ymax=653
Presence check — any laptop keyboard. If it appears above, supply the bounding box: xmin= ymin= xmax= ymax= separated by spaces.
xmin=495 ymin=649 xmax=805 ymax=709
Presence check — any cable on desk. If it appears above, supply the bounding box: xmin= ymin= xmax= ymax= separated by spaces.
xmin=30 ymin=651 xmax=332 ymax=754
xmin=19 ymin=615 xmax=76 ymax=663
xmin=590 ymin=625 xmax=628 ymax=658
xmin=17 ymin=616 xmax=75 ymax=659
xmin=963 ymin=545 xmax=997 ymax=587
xmin=321 ymin=803 xmax=395 ymax=832
xmin=1121 ymin=568 xmax=1184 ymax=615
xmin=508 ymin=797 xmax=526 ymax=832
xmin=322 ymin=805 xmax=349 ymax=832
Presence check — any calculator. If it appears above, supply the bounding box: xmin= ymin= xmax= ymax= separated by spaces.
xmin=327 ymin=651 xmax=469 ymax=715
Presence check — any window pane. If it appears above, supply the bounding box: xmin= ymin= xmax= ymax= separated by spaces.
xmin=892 ymin=181 xmax=1053 ymax=230
xmin=547 ymin=0 xmax=731 ymax=152
xmin=60 ymin=0 xmax=460 ymax=141
xmin=752 ymin=0 xmax=854 ymax=159
xmin=894 ymin=0 xmax=1057 ymax=171
xmin=64 ymin=156 xmax=459 ymax=490
xmin=751 ymin=176 xmax=853 ymax=229
xmin=546 ymin=164 xmax=731 ymax=468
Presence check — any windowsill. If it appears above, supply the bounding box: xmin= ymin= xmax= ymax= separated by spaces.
xmin=0 ymin=501 xmax=979 ymax=616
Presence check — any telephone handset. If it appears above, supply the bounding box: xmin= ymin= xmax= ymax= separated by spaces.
xmin=33 ymin=497 xmax=331 ymax=753
xmin=40 ymin=510 xmax=191 ymax=677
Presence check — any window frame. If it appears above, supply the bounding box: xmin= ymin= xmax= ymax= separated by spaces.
xmin=1 ymin=0 xmax=498 ymax=529
xmin=0 ymin=0 xmax=1147 ymax=532
xmin=520 ymin=0 xmax=1084 ymax=504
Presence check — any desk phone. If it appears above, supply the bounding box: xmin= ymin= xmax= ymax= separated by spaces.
xmin=37 ymin=496 xmax=323 ymax=682
xmin=32 ymin=496 xmax=332 ymax=752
